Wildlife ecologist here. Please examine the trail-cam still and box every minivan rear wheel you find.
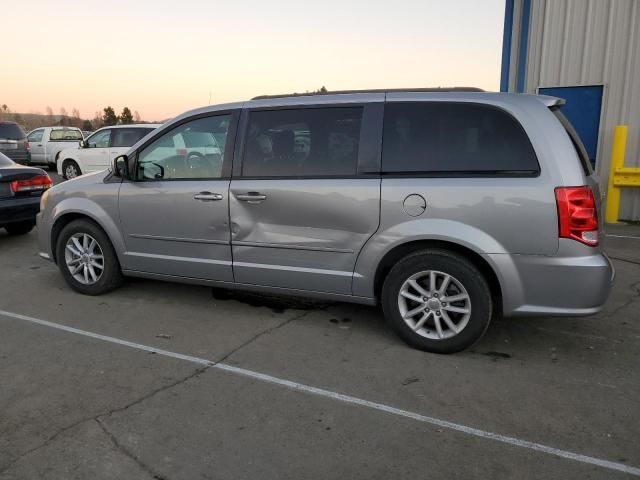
[382,250,492,354]
[56,219,123,295]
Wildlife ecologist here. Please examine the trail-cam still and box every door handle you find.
[194,192,223,201]
[236,192,267,203]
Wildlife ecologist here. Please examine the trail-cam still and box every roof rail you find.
[251,87,485,100]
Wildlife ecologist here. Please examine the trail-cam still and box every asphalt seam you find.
[600,280,640,321]
[0,413,102,475]
[610,256,640,266]
[96,418,168,480]
[213,309,311,364]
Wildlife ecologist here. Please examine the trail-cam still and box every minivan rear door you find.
[229,99,383,294]
[380,95,559,256]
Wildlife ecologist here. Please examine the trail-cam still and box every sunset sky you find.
[1,0,505,121]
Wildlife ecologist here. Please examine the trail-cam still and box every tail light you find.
[10,174,52,193]
[554,186,599,246]
[24,141,30,151]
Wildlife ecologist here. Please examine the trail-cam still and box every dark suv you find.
[0,122,30,164]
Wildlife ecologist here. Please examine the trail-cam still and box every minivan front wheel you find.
[56,219,123,295]
[382,250,492,354]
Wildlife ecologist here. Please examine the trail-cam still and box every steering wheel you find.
[186,151,220,177]
[186,151,206,168]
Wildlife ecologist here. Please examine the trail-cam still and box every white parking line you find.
[1,308,639,477]
[607,234,640,240]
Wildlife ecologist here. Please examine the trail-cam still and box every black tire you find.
[381,249,492,354]
[62,160,81,180]
[55,219,123,295]
[5,221,35,236]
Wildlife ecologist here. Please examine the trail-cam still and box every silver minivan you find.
[36,89,614,353]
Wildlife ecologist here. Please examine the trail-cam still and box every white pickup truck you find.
[27,127,84,168]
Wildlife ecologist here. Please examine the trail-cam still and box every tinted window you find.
[50,129,83,141]
[382,102,539,174]
[111,128,153,148]
[87,129,111,148]
[28,129,44,142]
[0,123,26,140]
[242,107,362,177]
[137,115,230,180]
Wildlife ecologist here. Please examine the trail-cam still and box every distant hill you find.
[1,112,81,131]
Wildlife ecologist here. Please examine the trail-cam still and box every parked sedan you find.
[0,152,52,235]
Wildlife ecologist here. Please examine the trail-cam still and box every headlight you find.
[40,189,50,211]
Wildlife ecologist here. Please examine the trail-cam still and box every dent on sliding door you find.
[230,104,382,294]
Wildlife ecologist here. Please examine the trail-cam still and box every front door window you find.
[87,129,111,148]
[137,115,230,180]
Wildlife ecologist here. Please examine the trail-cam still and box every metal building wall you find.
[509,0,640,220]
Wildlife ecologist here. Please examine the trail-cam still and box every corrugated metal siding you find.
[523,0,640,220]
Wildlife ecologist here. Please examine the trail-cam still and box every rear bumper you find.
[0,196,40,226]
[490,249,615,317]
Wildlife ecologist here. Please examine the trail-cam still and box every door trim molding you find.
[232,240,353,254]
[233,261,359,278]
[129,233,229,245]
[124,251,232,266]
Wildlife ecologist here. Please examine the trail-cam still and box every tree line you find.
[0,104,144,132]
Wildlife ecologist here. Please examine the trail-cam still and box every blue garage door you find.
[539,85,603,167]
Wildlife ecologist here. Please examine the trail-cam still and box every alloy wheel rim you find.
[65,164,78,178]
[397,270,472,340]
[64,233,104,285]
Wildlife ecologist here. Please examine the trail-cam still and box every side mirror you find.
[113,154,129,179]
[79,139,88,148]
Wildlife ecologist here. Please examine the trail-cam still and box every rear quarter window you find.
[382,102,539,175]
[551,108,593,176]
[111,128,154,148]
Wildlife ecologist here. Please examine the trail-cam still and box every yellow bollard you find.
[605,125,628,224]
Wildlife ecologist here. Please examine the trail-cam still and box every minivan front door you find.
[118,112,238,281]
[229,104,382,295]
